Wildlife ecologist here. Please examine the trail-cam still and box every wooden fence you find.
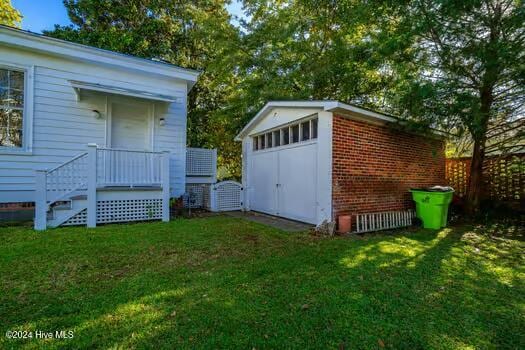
[446,153,525,202]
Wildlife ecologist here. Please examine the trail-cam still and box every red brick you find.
[331,114,445,219]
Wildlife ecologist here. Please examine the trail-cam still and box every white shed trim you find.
[235,100,399,141]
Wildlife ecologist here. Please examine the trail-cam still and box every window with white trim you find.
[252,117,318,152]
[0,67,24,148]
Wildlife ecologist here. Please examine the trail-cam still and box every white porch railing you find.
[96,147,163,186]
[35,144,170,230]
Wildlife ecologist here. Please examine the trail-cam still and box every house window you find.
[291,124,299,143]
[311,118,318,139]
[0,68,24,148]
[273,130,280,147]
[301,121,310,141]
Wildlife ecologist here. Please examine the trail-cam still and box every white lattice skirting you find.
[63,199,163,226]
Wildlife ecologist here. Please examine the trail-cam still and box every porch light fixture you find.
[159,117,166,126]
[91,110,102,119]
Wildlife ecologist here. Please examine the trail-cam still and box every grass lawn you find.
[1,217,524,349]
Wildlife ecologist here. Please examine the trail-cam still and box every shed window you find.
[259,134,265,149]
[301,121,310,141]
[0,68,24,148]
[311,118,318,139]
[253,137,258,151]
[282,127,290,145]
[291,124,299,143]
[266,132,272,148]
[273,130,280,147]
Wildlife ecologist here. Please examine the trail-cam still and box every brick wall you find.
[332,114,445,219]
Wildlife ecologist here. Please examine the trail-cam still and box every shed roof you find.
[235,101,400,140]
[235,100,448,140]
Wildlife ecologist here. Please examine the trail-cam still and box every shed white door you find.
[249,151,278,214]
[249,143,317,224]
[110,100,151,150]
[277,144,317,223]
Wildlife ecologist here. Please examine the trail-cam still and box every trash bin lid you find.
[410,186,454,192]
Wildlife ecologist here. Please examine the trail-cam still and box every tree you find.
[45,0,241,175]
[339,0,525,214]
[0,0,22,27]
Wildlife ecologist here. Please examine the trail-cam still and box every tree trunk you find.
[465,138,485,215]
[465,85,493,215]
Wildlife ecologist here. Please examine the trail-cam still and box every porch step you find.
[47,197,87,226]
[53,203,72,211]
[48,205,87,228]
[70,194,87,200]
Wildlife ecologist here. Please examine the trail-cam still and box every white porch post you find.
[34,170,47,231]
[161,151,170,222]
[87,143,98,228]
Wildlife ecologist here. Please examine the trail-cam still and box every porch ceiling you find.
[69,80,179,103]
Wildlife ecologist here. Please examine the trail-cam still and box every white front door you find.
[249,142,318,224]
[110,99,151,150]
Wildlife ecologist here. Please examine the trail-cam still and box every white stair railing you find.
[34,152,88,230]
[46,153,89,204]
[35,144,171,230]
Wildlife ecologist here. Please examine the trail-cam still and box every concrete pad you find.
[223,211,313,232]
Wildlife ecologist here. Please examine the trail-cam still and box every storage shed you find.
[235,101,446,227]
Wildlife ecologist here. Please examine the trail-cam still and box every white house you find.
[0,25,207,229]
[236,101,446,230]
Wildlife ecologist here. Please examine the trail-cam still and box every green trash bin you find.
[410,188,454,229]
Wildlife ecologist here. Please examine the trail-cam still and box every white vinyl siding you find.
[0,46,188,202]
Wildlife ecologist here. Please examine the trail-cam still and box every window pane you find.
[10,128,23,147]
[0,87,8,106]
[10,71,24,90]
[253,137,258,151]
[0,127,7,146]
[282,127,290,145]
[0,70,7,87]
[0,109,23,147]
[291,124,299,143]
[10,89,23,108]
[266,132,272,148]
[260,135,265,149]
[273,130,280,147]
[311,118,318,139]
[301,121,310,141]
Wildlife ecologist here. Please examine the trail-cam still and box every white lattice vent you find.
[62,209,87,226]
[186,148,216,176]
[354,210,415,233]
[214,181,243,211]
[97,199,162,223]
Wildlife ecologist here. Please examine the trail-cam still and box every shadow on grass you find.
[0,218,523,349]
